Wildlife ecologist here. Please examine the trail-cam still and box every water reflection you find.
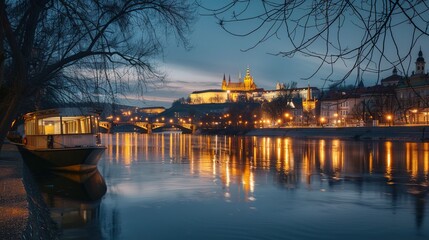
[102,133,429,193]
[99,133,429,239]
[23,167,106,239]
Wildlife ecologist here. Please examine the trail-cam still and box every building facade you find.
[189,90,228,104]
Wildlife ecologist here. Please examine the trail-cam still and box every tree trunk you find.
[0,93,21,151]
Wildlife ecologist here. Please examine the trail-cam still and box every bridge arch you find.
[99,121,196,133]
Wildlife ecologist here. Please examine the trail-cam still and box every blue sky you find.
[119,5,335,108]
[119,1,424,108]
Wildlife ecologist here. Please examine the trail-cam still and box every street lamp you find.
[284,113,291,126]
[320,117,326,127]
[386,114,392,126]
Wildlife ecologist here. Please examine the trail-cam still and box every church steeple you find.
[306,84,312,100]
[393,66,398,75]
[222,73,227,90]
[416,49,425,74]
[303,84,317,112]
[243,66,254,90]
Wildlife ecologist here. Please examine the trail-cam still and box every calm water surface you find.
[27,133,429,239]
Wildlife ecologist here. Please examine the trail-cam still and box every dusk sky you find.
[118,4,339,108]
[119,1,420,108]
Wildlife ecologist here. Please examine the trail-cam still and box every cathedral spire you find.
[222,73,227,90]
[307,84,311,100]
[246,66,250,77]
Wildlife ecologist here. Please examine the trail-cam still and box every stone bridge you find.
[99,121,196,133]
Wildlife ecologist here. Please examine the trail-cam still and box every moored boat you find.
[16,107,106,172]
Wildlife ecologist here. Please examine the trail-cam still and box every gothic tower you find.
[221,74,227,90]
[243,67,253,90]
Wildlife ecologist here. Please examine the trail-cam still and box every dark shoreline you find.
[0,143,28,240]
[200,125,429,142]
[246,125,429,142]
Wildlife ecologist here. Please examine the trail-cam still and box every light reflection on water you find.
[32,133,429,239]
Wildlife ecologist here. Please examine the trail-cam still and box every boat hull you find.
[17,145,106,172]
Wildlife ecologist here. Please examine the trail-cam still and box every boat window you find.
[36,118,62,135]
[25,116,95,135]
[24,119,36,135]
[62,116,93,134]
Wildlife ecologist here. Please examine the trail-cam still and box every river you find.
[25,133,429,239]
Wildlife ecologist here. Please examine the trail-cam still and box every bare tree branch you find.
[201,0,429,84]
[0,0,196,147]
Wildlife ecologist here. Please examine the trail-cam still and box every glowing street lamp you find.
[386,114,392,126]
[320,117,326,127]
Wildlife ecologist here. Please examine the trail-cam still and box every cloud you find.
[160,63,222,91]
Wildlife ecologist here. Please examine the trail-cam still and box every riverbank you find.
[0,143,28,239]
[246,125,429,142]
[0,142,82,239]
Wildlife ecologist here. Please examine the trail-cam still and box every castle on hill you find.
[188,67,319,105]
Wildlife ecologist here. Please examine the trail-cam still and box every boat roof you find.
[24,107,101,120]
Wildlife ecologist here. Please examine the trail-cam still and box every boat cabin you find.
[23,108,102,149]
